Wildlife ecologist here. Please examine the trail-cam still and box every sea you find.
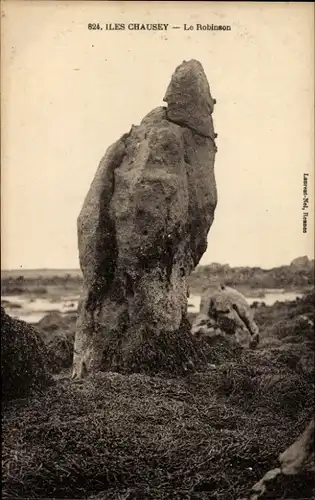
[1,290,304,324]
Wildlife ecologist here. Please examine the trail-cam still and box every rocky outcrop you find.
[192,285,260,348]
[72,59,217,378]
[249,416,315,500]
[189,259,315,295]
[279,416,314,475]
[1,307,52,401]
[290,255,313,270]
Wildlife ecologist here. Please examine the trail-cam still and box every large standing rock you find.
[192,285,260,348]
[1,307,53,401]
[72,60,217,378]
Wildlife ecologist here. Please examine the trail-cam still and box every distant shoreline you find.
[1,257,314,275]
[1,258,314,298]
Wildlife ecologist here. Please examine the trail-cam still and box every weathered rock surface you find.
[1,307,52,401]
[192,285,260,348]
[164,59,216,137]
[249,416,315,500]
[279,416,314,475]
[72,59,217,378]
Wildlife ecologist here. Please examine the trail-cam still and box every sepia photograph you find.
[1,1,314,499]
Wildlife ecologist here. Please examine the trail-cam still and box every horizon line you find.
[1,258,314,274]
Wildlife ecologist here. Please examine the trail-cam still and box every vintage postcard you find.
[1,1,314,500]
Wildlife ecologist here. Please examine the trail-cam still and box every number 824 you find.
[88,23,102,30]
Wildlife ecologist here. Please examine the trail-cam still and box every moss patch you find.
[1,307,53,401]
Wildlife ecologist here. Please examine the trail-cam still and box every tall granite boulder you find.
[72,60,217,378]
[192,285,260,348]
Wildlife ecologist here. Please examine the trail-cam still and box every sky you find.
[1,1,314,270]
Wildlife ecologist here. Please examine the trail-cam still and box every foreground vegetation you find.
[2,292,314,499]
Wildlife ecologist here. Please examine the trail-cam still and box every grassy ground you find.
[2,293,314,499]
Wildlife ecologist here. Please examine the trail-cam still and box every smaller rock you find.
[279,417,315,475]
[192,285,259,348]
[248,417,315,499]
[163,59,216,137]
[36,312,76,373]
[37,311,71,333]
